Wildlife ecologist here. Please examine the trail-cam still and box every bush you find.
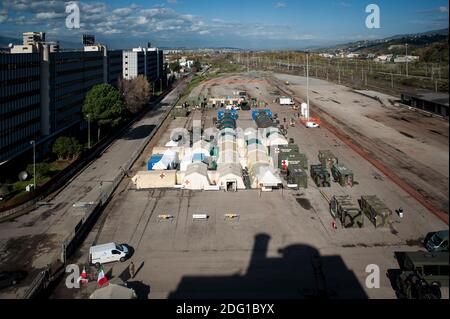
[26,162,50,180]
[53,136,83,160]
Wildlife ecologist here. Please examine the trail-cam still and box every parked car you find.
[0,271,27,290]
[89,242,130,267]
[306,121,320,128]
[425,230,449,252]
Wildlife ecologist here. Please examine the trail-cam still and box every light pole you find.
[405,43,409,79]
[30,140,36,189]
[87,114,91,149]
[306,53,310,121]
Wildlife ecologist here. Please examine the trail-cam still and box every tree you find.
[169,61,182,73]
[118,75,151,114]
[52,136,83,160]
[193,60,202,71]
[27,162,50,180]
[82,84,126,139]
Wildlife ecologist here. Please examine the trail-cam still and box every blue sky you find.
[0,0,448,49]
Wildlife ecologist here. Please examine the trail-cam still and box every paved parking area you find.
[51,72,448,299]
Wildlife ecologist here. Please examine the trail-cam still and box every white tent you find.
[217,163,246,190]
[165,140,180,147]
[89,284,137,299]
[179,154,193,172]
[153,150,179,170]
[247,144,270,168]
[132,170,176,189]
[182,162,210,190]
[192,140,210,157]
[265,129,288,147]
[250,163,282,188]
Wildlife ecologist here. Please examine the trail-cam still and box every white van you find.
[89,242,130,267]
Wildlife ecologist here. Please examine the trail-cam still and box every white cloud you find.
[275,2,286,8]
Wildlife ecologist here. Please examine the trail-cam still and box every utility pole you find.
[405,43,409,79]
[338,59,341,84]
[30,140,36,190]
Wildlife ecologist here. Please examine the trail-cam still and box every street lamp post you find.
[87,114,91,149]
[405,43,409,79]
[30,140,36,190]
[306,53,310,121]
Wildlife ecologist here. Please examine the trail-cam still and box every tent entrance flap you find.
[226,180,237,192]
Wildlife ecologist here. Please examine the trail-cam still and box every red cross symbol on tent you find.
[185,180,190,185]
[159,173,166,179]
[281,160,288,171]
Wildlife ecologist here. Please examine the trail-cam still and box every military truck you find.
[287,165,308,189]
[360,195,392,228]
[330,195,363,228]
[318,150,338,169]
[331,163,354,187]
[310,164,331,187]
[395,251,449,298]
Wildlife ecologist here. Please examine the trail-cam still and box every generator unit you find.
[330,195,364,228]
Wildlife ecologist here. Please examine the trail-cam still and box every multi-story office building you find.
[107,50,123,87]
[123,50,145,80]
[0,53,41,164]
[123,45,164,86]
[1,32,166,165]
[0,32,129,165]
[48,50,104,134]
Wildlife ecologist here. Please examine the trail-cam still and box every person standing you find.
[129,261,135,279]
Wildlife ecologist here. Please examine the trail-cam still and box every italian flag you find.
[97,266,109,286]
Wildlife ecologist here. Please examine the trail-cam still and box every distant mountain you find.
[318,28,449,54]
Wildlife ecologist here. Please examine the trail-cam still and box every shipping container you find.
[360,195,392,228]
[330,195,363,228]
[310,164,331,187]
[287,165,308,189]
[331,163,354,187]
[318,150,338,169]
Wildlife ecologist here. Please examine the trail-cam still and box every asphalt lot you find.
[51,72,448,299]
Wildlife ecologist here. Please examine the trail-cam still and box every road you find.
[0,79,188,298]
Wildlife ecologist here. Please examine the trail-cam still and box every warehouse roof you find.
[402,90,449,108]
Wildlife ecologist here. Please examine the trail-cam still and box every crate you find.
[360,195,392,228]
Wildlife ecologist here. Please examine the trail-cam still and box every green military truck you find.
[287,165,308,189]
[360,195,392,228]
[310,164,331,187]
[395,251,449,299]
[331,163,354,187]
[318,150,338,169]
[330,195,364,228]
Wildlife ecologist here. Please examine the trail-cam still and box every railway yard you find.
[45,71,448,299]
